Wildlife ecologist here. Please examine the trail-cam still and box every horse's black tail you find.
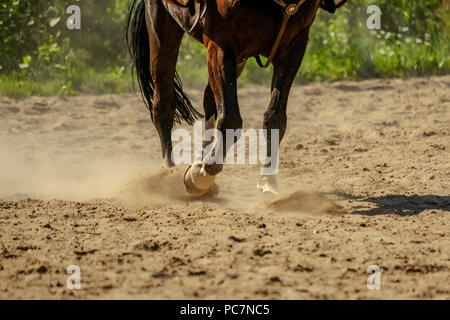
[125,0,202,125]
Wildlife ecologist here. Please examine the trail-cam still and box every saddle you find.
[165,0,347,12]
[163,0,347,67]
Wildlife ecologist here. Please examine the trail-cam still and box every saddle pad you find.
[161,0,207,34]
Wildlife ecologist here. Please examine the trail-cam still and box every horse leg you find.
[257,39,309,194]
[204,43,243,175]
[202,84,217,140]
[202,60,246,137]
[184,43,243,195]
[146,1,184,168]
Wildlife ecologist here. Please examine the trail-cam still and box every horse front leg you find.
[184,41,242,195]
[257,37,309,194]
[202,60,246,138]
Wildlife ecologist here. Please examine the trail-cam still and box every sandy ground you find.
[0,76,449,299]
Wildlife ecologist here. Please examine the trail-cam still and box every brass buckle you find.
[286,4,299,16]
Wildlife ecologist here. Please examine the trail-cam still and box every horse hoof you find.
[257,175,279,195]
[184,163,215,196]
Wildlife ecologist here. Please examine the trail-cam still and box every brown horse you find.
[126,0,347,195]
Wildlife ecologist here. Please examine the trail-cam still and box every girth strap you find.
[256,0,308,68]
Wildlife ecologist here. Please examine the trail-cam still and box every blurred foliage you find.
[0,0,449,97]
[299,0,450,81]
[0,0,130,96]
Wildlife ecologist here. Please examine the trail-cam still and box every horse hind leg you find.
[146,1,186,168]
